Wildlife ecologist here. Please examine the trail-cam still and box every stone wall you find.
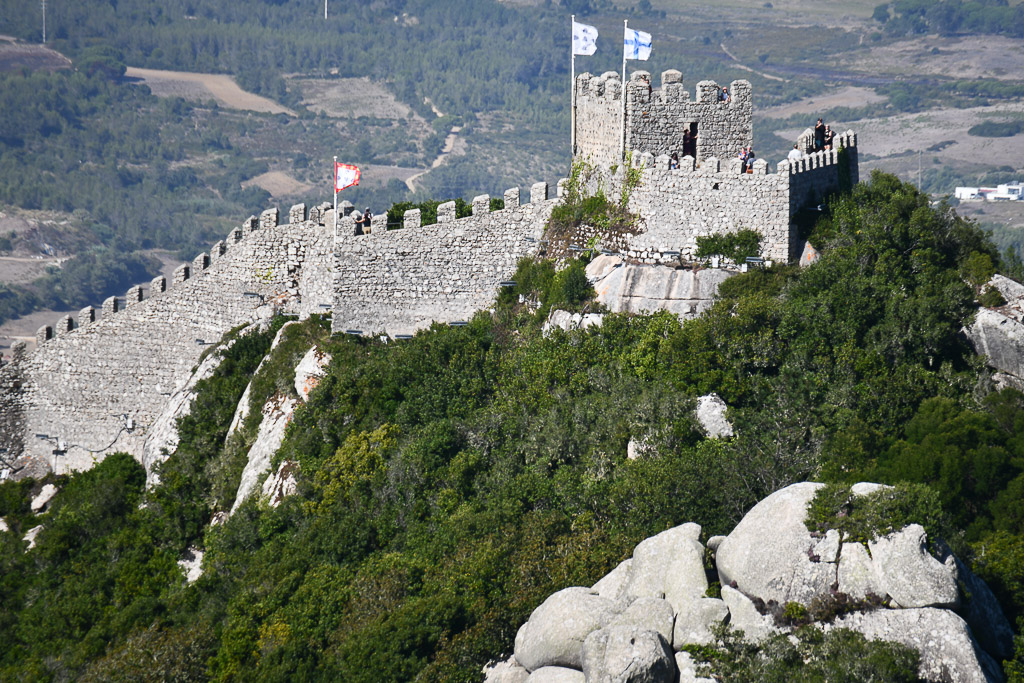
[575,131,859,264]
[0,206,332,474]
[574,69,753,168]
[332,183,559,335]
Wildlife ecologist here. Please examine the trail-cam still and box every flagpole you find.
[571,14,576,158]
[621,19,628,162]
[333,155,338,239]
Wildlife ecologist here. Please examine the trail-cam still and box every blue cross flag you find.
[624,27,652,61]
[572,21,598,56]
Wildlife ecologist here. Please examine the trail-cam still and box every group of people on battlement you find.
[813,117,837,152]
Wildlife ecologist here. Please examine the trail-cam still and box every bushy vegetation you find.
[4,173,1024,679]
[694,229,763,264]
[968,121,1024,138]
[875,0,1024,38]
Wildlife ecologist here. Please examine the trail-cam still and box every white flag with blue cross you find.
[624,27,652,60]
[572,21,598,56]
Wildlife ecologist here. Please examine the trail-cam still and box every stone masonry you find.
[0,206,333,474]
[332,183,557,335]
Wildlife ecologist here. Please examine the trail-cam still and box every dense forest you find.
[875,0,1024,38]
[3,172,1024,680]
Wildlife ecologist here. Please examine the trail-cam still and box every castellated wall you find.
[332,183,558,335]
[0,205,333,475]
[574,70,752,169]
[580,131,860,264]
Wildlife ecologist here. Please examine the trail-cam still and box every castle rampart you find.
[331,181,561,335]
[0,205,333,475]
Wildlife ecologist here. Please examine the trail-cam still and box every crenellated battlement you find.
[29,203,311,349]
[574,67,753,168]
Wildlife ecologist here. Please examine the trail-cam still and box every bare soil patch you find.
[0,37,71,73]
[0,257,56,286]
[758,86,887,119]
[124,67,296,115]
[833,35,1024,81]
[292,77,422,121]
[242,171,316,199]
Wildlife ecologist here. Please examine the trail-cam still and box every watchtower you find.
[573,69,753,168]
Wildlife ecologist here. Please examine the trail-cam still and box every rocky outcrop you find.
[229,395,296,515]
[587,256,733,318]
[293,346,331,401]
[260,460,299,508]
[965,274,1024,388]
[514,588,619,671]
[694,394,733,438]
[716,482,831,605]
[30,483,58,513]
[178,547,204,584]
[581,625,675,683]
[543,310,604,336]
[23,524,43,550]
[503,481,1011,683]
[0,517,7,533]
[831,608,1003,683]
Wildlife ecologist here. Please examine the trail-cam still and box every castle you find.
[0,68,858,477]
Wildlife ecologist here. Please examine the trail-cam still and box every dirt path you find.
[124,67,296,115]
[405,98,462,193]
[719,43,787,83]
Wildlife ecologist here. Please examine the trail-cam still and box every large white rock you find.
[23,524,43,550]
[526,667,585,683]
[225,320,301,439]
[624,523,707,616]
[590,262,733,318]
[230,395,297,515]
[674,652,713,683]
[716,482,833,605]
[260,460,299,508]
[178,546,204,584]
[514,587,619,672]
[965,307,1024,382]
[833,608,1004,683]
[608,597,675,645]
[868,524,958,609]
[0,517,7,533]
[592,559,632,601]
[673,597,728,647]
[294,346,331,402]
[837,541,885,599]
[721,586,779,644]
[543,310,605,336]
[483,655,529,683]
[581,625,676,683]
[694,394,733,438]
[988,274,1024,314]
[30,483,58,513]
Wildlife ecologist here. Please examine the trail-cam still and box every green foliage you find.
[546,157,637,249]
[692,624,922,682]
[694,229,763,264]
[980,285,1007,308]
[968,121,1024,138]
[805,482,954,547]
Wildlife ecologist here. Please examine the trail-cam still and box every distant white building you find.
[955,182,1022,201]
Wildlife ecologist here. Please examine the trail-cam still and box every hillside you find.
[3,172,1024,680]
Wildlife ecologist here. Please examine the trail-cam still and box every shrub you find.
[694,229,762,263]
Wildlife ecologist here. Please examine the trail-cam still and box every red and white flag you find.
[335,163,360,192]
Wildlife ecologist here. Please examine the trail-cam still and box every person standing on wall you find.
[814,118,825,152]
[363,208,373,233]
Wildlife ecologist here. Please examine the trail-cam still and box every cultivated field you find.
[830,35,1024,81]
[291,77,421,121]
[124,67,296,115]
